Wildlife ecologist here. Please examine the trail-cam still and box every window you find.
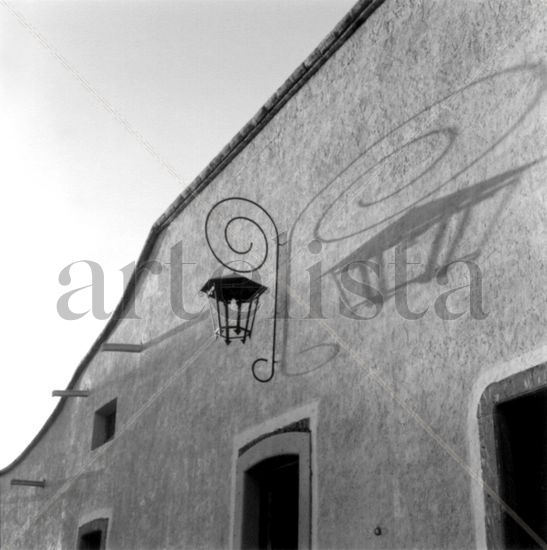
[478,363,547,549]
[77,518,108,550]
[234,430,311,550]
[91,399,117,450]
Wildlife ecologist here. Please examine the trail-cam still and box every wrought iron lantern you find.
[202,197,281,382]
[200,275,267,345]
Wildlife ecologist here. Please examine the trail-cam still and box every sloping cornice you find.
[0,0,385,474]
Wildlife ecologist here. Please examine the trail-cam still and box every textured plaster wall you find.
[1,0,546,549]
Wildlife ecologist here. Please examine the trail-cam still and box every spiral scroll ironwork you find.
[204,197,280,383]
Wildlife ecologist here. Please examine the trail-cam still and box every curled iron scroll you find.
[205,198,270,274]
[204,197,280,382]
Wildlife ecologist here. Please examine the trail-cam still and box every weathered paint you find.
[1,0,546,548]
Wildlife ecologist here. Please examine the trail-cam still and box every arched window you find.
[234,431,311,550]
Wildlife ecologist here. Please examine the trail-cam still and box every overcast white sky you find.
[0,0,356,468]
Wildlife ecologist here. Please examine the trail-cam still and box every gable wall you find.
[1,0,546,548]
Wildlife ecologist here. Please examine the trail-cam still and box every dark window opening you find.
[496,388,547,548]
[91,399,117,450]
[242,454,299,550]
[77,518,108,550]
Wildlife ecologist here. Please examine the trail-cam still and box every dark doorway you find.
[242,454,299,550]
[496,388,547,548]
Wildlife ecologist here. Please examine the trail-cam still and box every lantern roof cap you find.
[200,275,267,303]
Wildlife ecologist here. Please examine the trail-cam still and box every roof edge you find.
[0,0,385,475]
[153,0,385,232]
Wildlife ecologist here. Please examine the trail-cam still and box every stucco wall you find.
[1,0,546,548]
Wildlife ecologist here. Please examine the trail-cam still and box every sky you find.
[0,0,357,468]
